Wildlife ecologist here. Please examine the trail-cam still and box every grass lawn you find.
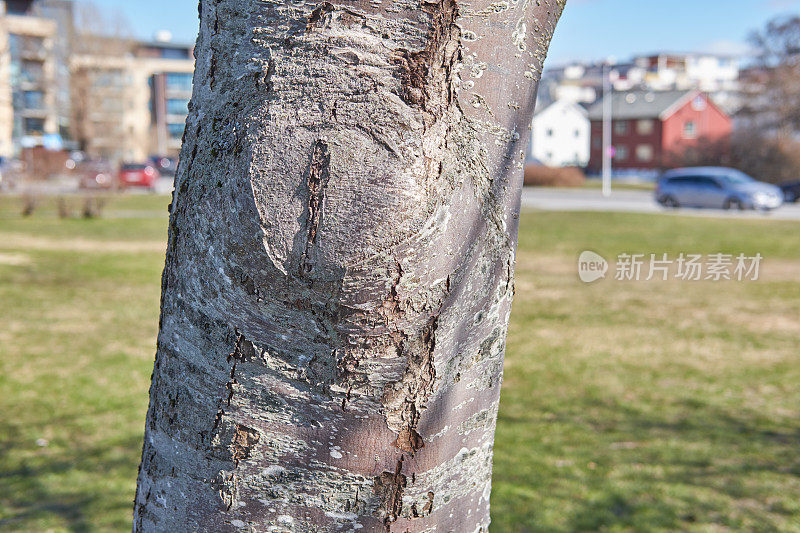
[1,195,798,531]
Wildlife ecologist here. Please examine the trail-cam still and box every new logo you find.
[578,251,608,283]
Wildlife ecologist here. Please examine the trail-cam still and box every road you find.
[521,187,800,221]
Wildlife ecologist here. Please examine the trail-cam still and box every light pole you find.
[601,61,613,198]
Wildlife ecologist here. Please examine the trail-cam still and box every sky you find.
[102,0,800,65]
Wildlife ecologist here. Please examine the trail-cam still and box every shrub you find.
[523,165,586,187]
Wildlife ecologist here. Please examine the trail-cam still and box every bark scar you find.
[306,2,334,31]
[374,458,407,527]
[231,423,260,467]
[300,140,331,276]
[393,0,460,112]
[383,316,439,454]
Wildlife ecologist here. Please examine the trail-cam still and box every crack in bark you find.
[374,458,407,527]
[205,331,261,445]
[384,316,439,454]
[306,2,334,31]
[300,140,331,276]
[422,491,435,516]
[393,0,460,113]
[204,334,263,510]
[377,261,450,454]
[410,490,434,519]
[230,423,260,467]
[207,1,220,89]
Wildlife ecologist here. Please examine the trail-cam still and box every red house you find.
[587,89,732,172]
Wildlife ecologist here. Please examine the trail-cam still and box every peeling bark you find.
[134,1,565,531]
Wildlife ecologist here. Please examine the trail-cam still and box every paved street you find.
[521,187,800,220]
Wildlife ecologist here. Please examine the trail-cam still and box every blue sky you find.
[104,0,800,64]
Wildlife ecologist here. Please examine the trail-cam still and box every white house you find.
[529,99,590,167]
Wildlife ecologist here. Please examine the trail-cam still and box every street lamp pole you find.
[602,61,612,198]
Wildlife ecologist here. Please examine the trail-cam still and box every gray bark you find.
[134,1,564,531]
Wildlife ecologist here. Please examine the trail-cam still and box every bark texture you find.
[134,1,564,531]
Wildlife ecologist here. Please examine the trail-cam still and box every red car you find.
[119,163,159,190]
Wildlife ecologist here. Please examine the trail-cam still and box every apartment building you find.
[71,38,194,162]
[0,0,194,162]
[142,41,194,159]
[0,0,59,157]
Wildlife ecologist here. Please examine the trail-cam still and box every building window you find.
[9,34,45,60]
[167,123,185,140]
[20,60,43,84]
[637,119,654,135]
[593,138,601,149]
[165,73,193,93]
[614,121,628,135]
[636,144,654,161]
[161,48,191,60]
[23,91,44,110]
[95,70,124,87]
[691,96,707,111]
[615,144,628,160]
[683,121,697,139]
[166,98,189,115]
[7,34,20,57]
[23,117,45,135]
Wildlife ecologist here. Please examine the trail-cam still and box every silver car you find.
[656,167,784,211]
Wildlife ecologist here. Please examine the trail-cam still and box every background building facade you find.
[587,90,732,172]
[0,0,194,162]
[0,0,59,156]
[71,39,194,162]
[529,99,590,167]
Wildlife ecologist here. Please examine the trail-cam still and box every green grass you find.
[1,196,799,531]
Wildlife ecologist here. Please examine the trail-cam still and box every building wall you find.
[530,100,590,167]
[661,93,732,161]
[587,93,732,172]
[0,10,58,157]
[32,0,74,138]
[588,118,664,172]
[71,47,194,162]
[149,67,193,157]
[0,5,12,157]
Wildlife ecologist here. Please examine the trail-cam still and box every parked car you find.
[79,162,115,190]
[148,156,177,177]
[779,181,800,203]
[656,167,783,211]
[119,163,159,190]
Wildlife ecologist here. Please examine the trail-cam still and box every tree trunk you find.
[134,1,564,531]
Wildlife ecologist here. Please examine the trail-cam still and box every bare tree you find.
[69,1,134,156]
[134,1,565,531]
[740,15,800,136]
[668,129,800,184]
[680,15,800,183]
[73,1,134,45]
